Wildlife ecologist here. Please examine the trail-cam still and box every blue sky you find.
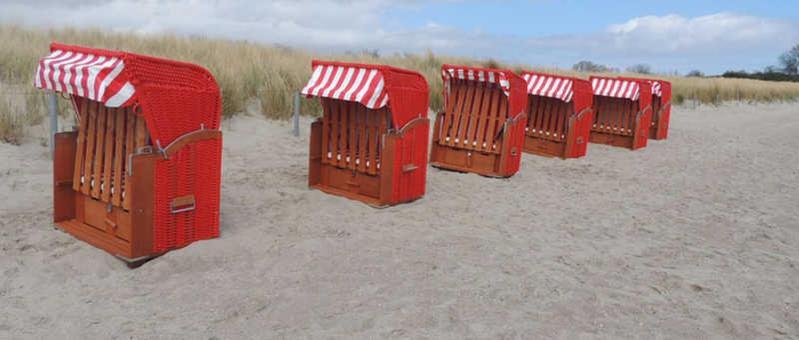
[2,0,798,74]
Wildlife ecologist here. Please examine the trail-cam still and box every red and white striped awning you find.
[651,81,663,97]
[441,67,511,97]
[34,49,135,107]
[301,63,388,109]
[591,78,640,101]
[522,73,574,102]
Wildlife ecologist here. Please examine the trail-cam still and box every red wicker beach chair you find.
[617,77,672,140]
[35,43,222,263]
[430,65,527,177]
[589,76,652,150]
[302,60,429,207]
[520,71,593,159]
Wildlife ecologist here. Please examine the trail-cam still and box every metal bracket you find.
[127,146,154,177]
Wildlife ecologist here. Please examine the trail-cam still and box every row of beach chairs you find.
[33,43,670,264]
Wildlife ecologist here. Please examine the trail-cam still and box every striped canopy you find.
[591,77,641,101]
[651,81,663,97]
[34,49,135,107]
[441,66,511,97]
[521,72,574,102]
[301,62,388,109]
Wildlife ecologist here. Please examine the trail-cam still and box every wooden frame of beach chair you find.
[36,43,222,264]
[303,60,429,207]
[521,71,593,159]
[589,76,653,150]
[617,77,672,140]
[649,80,671,140]
[430,65,527,177]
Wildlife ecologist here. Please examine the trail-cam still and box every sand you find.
[1,102,798,339]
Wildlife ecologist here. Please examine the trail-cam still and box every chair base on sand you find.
[54,131,160,261]
[523,135,573,158]
[589,131,638,150]
[430,146,517,178]
[308,114,429,208]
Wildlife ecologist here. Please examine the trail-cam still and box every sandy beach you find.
[1,102,797,339]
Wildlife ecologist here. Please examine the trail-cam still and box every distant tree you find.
[572,60,611,73]
[625,64,652,74]
[686,70,704,77]
[779,44,799,75]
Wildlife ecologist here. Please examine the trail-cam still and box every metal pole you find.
[48,92,58,157]
[293,91,300,137]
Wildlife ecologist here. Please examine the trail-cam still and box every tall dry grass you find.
[1,24,799,143]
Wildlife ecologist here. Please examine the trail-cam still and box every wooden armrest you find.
[162,129,222,158]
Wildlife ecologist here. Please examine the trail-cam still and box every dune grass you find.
[1,24,799,143]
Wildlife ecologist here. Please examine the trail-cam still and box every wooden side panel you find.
[129,154,157,258]
[54,132,77,222]
[112,107,126,206]
[122,110,137,211]
[101,106,115,202]
[320,99,331,166]
[309,120,322,187]
[82,101,98,196]
[473,82,492,151]
[357,104,368,173]
[90,106,107,199]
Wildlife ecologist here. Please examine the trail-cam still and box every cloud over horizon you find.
[2,0,797,74]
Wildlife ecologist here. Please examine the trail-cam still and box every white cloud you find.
[1,1,797,73]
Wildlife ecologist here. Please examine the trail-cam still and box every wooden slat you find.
[90,104,107,199]
[357,104,368,173]
[73,98,88,192]
[101,106,116,202]
[82,101,97,196]
[592,96,601,128]
[496,90,507,132]
[134,114,147,149]
[367,109,379,175]
[560,101,570,139]
[484,87,500,151]
[441,81,459,143]
[463,83,483,149]
[320,99,331,165]
[443,80,461,143]
[338,101,349,168]
[376,108,387,172]
[628,100,637,135]
[454,83,475,147]
[112,107,126,206]
[348,103,358,171]
[122,107,136,211]
[474,82,492,151]
[541,98,553,139]
[328,99,339,166]
[614,97,623,133]
[525,96,535,133]
[446,80,466,146]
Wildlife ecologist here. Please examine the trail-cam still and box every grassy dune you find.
[2,24,799,143]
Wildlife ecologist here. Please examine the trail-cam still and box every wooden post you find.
[48,92,59,158]
[293,92,301,137]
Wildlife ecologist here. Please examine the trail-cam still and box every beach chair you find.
[36,43,222,263]
[302,61,429,207]
[520,71,593,159]
[649,80,672,140]
[430,65,527,177]
[589,76,652,150]
[617,77,672,140]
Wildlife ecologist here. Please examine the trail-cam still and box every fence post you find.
[293,91,301,137]
[48,92,58,157]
